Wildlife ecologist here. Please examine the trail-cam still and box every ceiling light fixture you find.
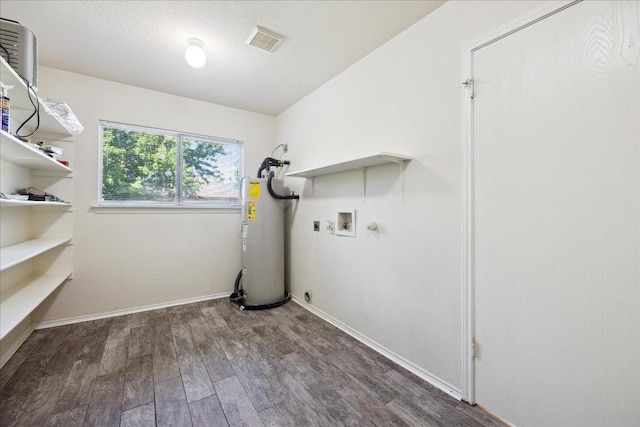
[185,38,206,68]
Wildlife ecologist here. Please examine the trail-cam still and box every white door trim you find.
[460,0,582,405]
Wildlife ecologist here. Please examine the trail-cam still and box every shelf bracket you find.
[362,167,367,203]
[400,160,407,202]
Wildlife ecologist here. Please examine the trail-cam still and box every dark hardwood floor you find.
[0,298,505,426]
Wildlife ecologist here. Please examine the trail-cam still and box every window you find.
[99,121,242,207]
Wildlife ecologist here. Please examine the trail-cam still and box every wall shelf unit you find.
[0,272,72,339]
[0,199,71,208]
[285,152,412,201]
[285,152,412,178]
[1,131,73,174]
[0,56,81,348]
[0,238,72,272]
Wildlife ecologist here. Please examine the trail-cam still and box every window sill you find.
[91,204,241,214]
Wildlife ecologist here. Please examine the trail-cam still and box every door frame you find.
[460,0,582,405]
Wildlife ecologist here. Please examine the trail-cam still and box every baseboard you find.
[476,404,516,427]
[291,294,463,401]
[0,325,35,369]
[35,292,230,330]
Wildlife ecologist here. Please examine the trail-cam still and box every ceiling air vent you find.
[246,26,283,53]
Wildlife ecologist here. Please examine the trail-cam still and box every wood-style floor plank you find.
[48,404,88,427]
[200,305,229,329]
[0,330,47,390]
[188,316,235,382]
[0,299,506,427]
[10,373,66,426]
[151,316,180,384]
[128,324,153,359]
[130,310,153,329]
[236,373,277,412]
[76,322,113,364]
[154,376,192,427]
[97,316,131,377]
[346,394,410,426]
[324,397,366,427]
[213,326,248,361]
[122,355,154,411]
[387,395,443,426]
[0,398,23,427]
[189,395,229,427]
[258,400,310,427]
[53,359,98,413]
[171,322,215,403]
[214,376,264,427]
[252,324,297,356]
[120,402,156,427]
[243,334,288,377]
[84,370,124,427]
[2,344,56,400]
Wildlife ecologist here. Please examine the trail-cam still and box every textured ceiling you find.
[1,1,445,115]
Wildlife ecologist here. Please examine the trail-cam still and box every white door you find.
[472,1,639,426]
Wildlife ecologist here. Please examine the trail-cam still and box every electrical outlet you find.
[313,221,320,231]
[283,144,288,153]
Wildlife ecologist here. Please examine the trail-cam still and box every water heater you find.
[231,157,298,310]
[242,178,286,305]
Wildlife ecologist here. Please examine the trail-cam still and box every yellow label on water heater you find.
[247,201,257,220]
[249,182,261,199]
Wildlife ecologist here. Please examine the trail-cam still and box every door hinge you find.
[471,337,476,359]
[462,78,474,99]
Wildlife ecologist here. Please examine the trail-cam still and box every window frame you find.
[98,120,243,209]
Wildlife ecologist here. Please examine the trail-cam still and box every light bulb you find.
[185,38,206,68]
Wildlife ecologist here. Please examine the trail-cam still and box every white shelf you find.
[0,271,71,339]
[0,56,80,344]
[285,152,412,178]
[0,57,72,137]
[0,199,72,208]
[0,237,71,272]
[0,131,73,174]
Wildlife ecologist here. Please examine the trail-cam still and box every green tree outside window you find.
[100,122,241,205]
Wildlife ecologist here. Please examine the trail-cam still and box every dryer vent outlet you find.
[304,291,312,303]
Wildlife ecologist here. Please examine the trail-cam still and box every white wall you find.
[33,67,276,322]
[278,0,546,395]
